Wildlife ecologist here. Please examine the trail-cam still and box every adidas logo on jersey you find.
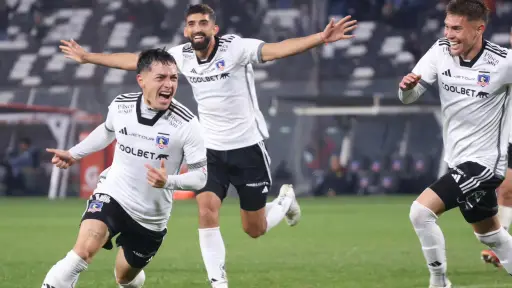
[190,68,198,74]
[119,127,128,135]
[451,173,461,183]
[442,69,452,77]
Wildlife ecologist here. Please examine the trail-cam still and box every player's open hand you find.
[145,160,168,188]
[320,16,357,43]
[59,39,88,64]
[399,73,422,91]
[46,148,76,169]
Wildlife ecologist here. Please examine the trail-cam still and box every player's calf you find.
[409,198,449,287]
[115,269,146,288]
[474,217,512,274]
[41,219,108,288]
[241,209,267,238]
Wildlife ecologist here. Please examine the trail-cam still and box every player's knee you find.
[116,270,145,287]
[243,224,266,238]
[198,201,220,227]
[409,201,438,228]
[500,182,512,200]
[242,217,266,238]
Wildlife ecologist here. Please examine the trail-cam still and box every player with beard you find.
[59,4,357,287]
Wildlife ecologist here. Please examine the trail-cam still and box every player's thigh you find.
[196,148,230,202]
[418,171,463,216]
[229,142,272,212]
[115,220,167,270]
[447,162,503,224]
[76,194,122,261]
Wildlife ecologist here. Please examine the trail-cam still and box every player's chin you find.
[449,45,463,56]
[155,96,172,110]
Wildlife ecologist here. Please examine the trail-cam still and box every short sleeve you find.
[411,40,440,88]
[231,36,265,66]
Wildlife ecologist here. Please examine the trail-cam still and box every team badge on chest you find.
[477,71,490,87]
[215,59,225,71]
[156,133,169,149]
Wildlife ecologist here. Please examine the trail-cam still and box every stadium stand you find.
[0,0,511,197]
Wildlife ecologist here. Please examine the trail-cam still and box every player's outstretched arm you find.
[46,148,76,169]
[67,122,116,160]
[260,16,357,62]
[60,39,138,71]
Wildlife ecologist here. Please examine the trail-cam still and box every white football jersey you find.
[95,93,206,231]
[412,38,512,176]
[168,34,269,151]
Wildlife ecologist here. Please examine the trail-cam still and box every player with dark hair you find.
[41,48,207,288]
[399,1,512,287]
[59,4,357,287]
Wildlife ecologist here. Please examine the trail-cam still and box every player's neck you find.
[142,95,162,112]
[195,37,217,60]
[461,37,483,61]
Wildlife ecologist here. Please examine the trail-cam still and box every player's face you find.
[137,62,178,110]
[444,14,484,57]
[184,13,219,51]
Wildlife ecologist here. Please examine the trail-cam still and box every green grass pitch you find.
[0,196,510,287]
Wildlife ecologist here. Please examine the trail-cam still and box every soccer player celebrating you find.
[41,48,207,288]
[399,0,512,287]
[59,4,357,287]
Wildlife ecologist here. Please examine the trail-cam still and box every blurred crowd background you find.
[0,0,511,199]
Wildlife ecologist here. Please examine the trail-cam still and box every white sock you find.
[265,196,293,232]
[409,201,448,287]
[476,228,512,274]
[265,202,274,217]
[117,270,145,287]
[199,227,227,286]
[42,250,88,287]
[498,205,512,231]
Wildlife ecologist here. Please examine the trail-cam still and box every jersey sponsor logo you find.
[118,143,157,159]
[118,127,155,141]
[87,200,103,213]
[156,154,169,160]
[215,59,225,71]
[187,73,230,83]
[477,71,490,87]
[156,133,170,149]
[117,103,134,114]
[454,75,476,81]
[441,82,479,98]
[246,181,270,187]
[476,92,489,99]
[484,52,499,66]
[442,69,451,77]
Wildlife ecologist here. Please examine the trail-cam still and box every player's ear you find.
[213,25,219,35]
[136,74,144,89]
